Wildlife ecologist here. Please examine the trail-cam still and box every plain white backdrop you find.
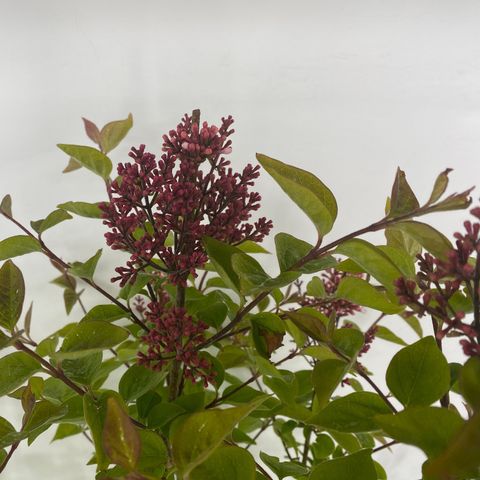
[1,1,480,478]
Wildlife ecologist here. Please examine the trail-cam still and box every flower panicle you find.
[394,206,480,357]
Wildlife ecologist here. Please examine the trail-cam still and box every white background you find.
[1,1,480,478]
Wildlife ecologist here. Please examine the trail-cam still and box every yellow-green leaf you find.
[427,169,452,205]
[335,239,403,293]
[57,144,112,180]
[99,113,133,153]
[57,201,103,219]
[336,277,403,314]
[190,446,256,480]
[257,154,337,236]
[0,235,42,260]
[171,397,266,476]
[31,209,72,234]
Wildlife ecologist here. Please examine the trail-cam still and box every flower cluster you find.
[101,112,272,287]
[395,207,480,356]
[299,268,363,319]
[137,299,214,385]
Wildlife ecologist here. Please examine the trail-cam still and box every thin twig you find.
[207,349,299,408]
[372,440,397,453]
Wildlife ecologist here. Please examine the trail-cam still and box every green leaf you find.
[310,449,377,480]
[193,300,228,330]
[427,187,474,214]
[0,260,25,331]
[147,402,186,429]
[0,352,41,397]
[99,113,133,153]
[259,452,309,479]
[427,169,452,205]
[459,356,480,411]
[102,396,140,471]
[63,288,79,315]
[231,252,300,295]
[332,328,365,358]
[30,209,72,234]
[0,417,16,438]
[119,365,165,403]
[401,313,423,338]
[422,411,480,480]
[285,309,329,342]
[257,153,337,236]
[136,429,168,477]
[385,227,422,257]
[118,272,151,300]
[376,406,464,458]
[386,336,450,406]
[237,240,270,254]
[307,276,326,298]
[329,431,362,453]
[81,304,127,323]
[312,358,349,409]
[388,168,420,217]
[336,277,403,314]
[62,157,82,173]
[275,232,312,271]
[387,221,453,260]
[275,232,337,273]
[0,194,12,216]
[375,326,407,346]
[0,235,42,260]
[56,321,129,360]
[191,446,256,480]
[69,249,102,281]
[203,237,242,293]
[52,423,83,441]
[61,352,103,385]
[83,391,120,470]
[377,245,416,279]
[335,239,403,293]
[231,252,269,294]
[309,392,392,433]
[57,144,112,179]
[24,400,67,432]
[171,397,266,476]
[57,201,103,219]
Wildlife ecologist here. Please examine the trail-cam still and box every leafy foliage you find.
[0,110,478,480]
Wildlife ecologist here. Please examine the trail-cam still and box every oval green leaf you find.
[119,365,166,403]
[99,113,133,154]
[386,336,450,407]
[257,154,337,236]
[0,236,42,261]
[375,406,464,458]
[310,449,377,480]
[171,397,266,476]
[336,277,403,314]
[57,144,112,180]
[57,201,104,219]
[190,446,256,480]
[56,321,129,360]
[335,238,403,293]
[0,260,25,331]
[309,392,392,433]
[0,352,41,397]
